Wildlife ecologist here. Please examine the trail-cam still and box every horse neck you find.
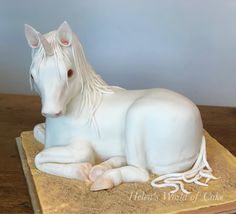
[65,67,108,121]
[65,37,112,119]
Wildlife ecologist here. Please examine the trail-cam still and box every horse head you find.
[25,22,82,118]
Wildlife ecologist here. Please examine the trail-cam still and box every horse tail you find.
[150,136,217,194]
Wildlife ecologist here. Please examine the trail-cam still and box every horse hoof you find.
[89,165,108,182]
[77,162,92,181]
[90,176,114,191]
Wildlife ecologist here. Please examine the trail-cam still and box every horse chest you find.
[45,117,97,147]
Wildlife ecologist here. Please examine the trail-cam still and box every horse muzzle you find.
[41,110,62,118]
[41,102,63,118]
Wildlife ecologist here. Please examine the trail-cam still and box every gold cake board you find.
[16,131,236,214]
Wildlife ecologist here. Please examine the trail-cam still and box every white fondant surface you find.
[45,87,202,175]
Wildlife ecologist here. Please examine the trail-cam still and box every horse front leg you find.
[35,142,95,182]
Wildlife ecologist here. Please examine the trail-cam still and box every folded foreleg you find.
[35,143,94,181]
[33,123,45,144]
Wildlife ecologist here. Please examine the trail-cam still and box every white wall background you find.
[0,0,235,106]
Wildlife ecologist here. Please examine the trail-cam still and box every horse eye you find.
[67,69,73,78]
[31,74,34,80]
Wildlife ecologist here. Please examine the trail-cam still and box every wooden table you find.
[0,93,235,213]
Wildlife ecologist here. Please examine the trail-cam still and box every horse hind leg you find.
[89,156,127,182]
[90,166,149,191]
[33,123,45,144]
[89,137,150,190]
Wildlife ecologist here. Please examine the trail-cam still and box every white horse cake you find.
[24,21,216,194]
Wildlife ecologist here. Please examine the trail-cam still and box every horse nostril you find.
[41,111,62,117]
[55,111,62,116]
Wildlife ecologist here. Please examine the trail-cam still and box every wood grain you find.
[199,105,236,156]
[0,93,235,213]
[0,94,43,213]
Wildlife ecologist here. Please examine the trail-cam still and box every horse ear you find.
[24,24,40,48]
[57,21,72,47]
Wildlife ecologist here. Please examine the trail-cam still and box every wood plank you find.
[16,137,41,213]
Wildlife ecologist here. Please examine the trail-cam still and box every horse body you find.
[45,86,202,175]
[25,22,216,193]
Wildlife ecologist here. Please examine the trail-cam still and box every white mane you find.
[30,31,113,125]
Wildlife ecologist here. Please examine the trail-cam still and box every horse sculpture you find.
[24,21,216,194]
